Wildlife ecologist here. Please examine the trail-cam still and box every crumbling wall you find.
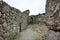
[36,13,46,23]
[45,0,60,40]
[0,1,22,40]
[28,13,45,24]
[1,0,60,40]
[45,0,60,31]
[0,1,29,40]
[21,10,29,30]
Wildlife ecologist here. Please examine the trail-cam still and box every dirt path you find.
[15,23,48,40]
[20,28,37,40]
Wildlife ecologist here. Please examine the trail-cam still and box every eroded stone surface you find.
[0,1,29,40]
[45,0,60,31]
[0,0,60,40]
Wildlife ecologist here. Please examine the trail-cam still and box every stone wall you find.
[45,0,60,31]
[21,10,29,30]
[0,1,22,40]
[28,13,45,24]
[0,1,29,40]
[45,0,60,40]
[36,13,46,23]
[1,0,60,40]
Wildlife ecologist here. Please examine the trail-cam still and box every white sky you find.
[3,0,46,15]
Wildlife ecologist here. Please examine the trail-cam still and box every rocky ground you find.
[15,23,48,40]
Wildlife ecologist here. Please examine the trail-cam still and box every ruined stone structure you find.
[45,0,60,40]
[0,1,29,40]
[21,10,29,30]
[45,0,60,31]
[28,13,45,24]
[0,0,60,40]
[36,13,46,23]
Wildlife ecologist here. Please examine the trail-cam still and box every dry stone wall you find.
[0,1,29,40]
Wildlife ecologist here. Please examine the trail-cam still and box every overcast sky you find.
[3,0,46,15]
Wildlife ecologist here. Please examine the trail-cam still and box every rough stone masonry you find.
[0,0,60,40]
[45,0,60,40]
[0,1,29,40]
